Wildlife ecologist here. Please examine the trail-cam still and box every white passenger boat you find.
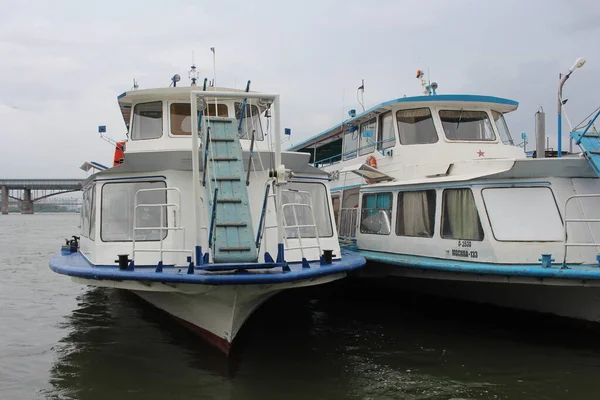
[288,70,600,323]
[49,73,365,354]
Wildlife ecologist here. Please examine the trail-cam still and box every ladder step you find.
[211,138,234,142]
[584,133,600,138]
[219,247,251,252]
[589,150,600,155]
[216,222,247,227]
[217,198,242,203]
[211,157,238,162]
[213,177,241,181]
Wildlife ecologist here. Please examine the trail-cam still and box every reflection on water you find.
[4,214,600,399]
[45,282,600,400]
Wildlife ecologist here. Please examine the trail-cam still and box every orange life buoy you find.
[366,155,377,169]
[365,155,378,184]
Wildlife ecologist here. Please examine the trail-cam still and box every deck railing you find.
[563,193,600,265]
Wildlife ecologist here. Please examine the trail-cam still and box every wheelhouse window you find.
[359,118,377,156]
[396,190,436,237]
[492,111,513,145]
[378,111,396,150]
[170,103,229,135]
[442,188,483,241]
[360,193,392,235]
[132,101,163,140]
[343,129,359,160]
[396,108,438,145]
[439,110,495,141]
[101,181,167,242]
[281,182,333,238]
[482,187,563,241]
[235,102,264,140]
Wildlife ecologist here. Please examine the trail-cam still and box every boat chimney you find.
[535,108,546,158]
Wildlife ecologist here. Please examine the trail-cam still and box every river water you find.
[2,214,600,399]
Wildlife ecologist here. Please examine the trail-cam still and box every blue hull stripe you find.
[49,250,365,286]
[358,250,600,280]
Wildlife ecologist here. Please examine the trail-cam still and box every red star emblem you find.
[477,150,485,157]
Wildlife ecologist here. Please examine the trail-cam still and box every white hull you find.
[363,270,600,323]
[72,273,344,354]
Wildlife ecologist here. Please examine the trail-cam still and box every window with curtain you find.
[378,111,395,150]
[442,188,483,240]
[281,182,333,238]
[359,118,377,156]
[396,190,436,237]
[234,102,264,140]
[132,101,163,140]
[396,108,438,145]
[440,110,496,141]
[360,193,392,235]
[170,103,230,135]
[492,111,513,145]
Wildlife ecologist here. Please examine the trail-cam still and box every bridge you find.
[1,179,83,214]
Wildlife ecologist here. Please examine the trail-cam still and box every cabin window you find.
[396,190,436,237]
[332,195,340,228]
[170,103,229,135]
[101,181,167,242]
[235,103,264,140]
[492,111,513,145]
[339,188,360,237]
[89,185,96,241]
[396,108,438,145]
[282,182,333,238]
[482,187,563,241]
[439,110,496,141]
[378,111,395,150]
[360,193,392,235]
[343,130,359,160]
[441,188,483,241]
[359,118,377,156]
[132,101,163,140]
[81,186,91,239]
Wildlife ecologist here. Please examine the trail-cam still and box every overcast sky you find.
[1,0,599,178]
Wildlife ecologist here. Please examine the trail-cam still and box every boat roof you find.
[287,94,519,151]
[117,86,252,128]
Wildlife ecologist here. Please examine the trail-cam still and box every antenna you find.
[210,47,216,87]
[132,79,139,90]
[357,79,365,112]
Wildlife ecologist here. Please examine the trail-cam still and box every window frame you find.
[481,186,563,242]
[437,108,497,142]
[359,118,377,156]
[281,181,334,238]
[491,110,514,145]
[343,129,359,160]
[131,101,164,141]
[395,190,436,238]
[440,188,484,241]
[360,192,393,235]
[100,180,168,243]
[234,102,264,141]
[396,107,439,145]
[378,111,396,150]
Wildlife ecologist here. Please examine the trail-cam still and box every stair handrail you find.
[208,187,218,247]
[246,129,256,186]
[255,181,273,251]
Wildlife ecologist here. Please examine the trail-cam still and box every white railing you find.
[263,188,323,261]
[132,187,193,265]
[338,208,358,238]
[563,193,600,264]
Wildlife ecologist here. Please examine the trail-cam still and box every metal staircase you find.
[203,116,258,263]
[571,108,600,178]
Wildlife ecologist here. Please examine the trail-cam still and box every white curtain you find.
[445,189,481,240]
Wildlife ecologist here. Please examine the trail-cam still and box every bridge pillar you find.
[1,186,7,215]
[21,189,34,214]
